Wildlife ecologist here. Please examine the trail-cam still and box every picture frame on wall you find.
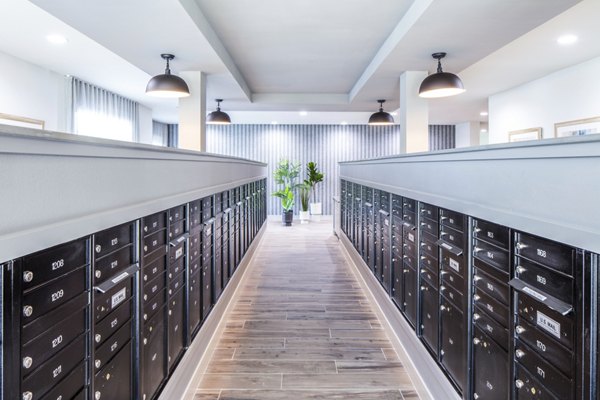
[554,116,600,137]
[0,112,45,130]
[508,127,542,142]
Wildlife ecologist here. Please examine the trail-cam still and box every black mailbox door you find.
[472,327,508,400]
[440,300,465,393]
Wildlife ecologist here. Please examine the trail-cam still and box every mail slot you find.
[94,222,133,258]
[95,277,132,322]
[474,288,508,327]
[169,205,185,223]
[95,299,131,347]
[143,211,167,236]
[473,305,509,350]
[21,334,85,400]
[472,326,508,400]
[515,232,574,276]
[39,364,85,400]
[94,342,131,400]
[515,317,572,377]
[473,219,509,249]
[440,225,464,249]
[142,229,167,257]
[168,270,185,296]
[94,244,133,284]
[474,263,509,306]
[143,254,166,284]
[515,256,573,305]
[440,208,464,232]
[419,202,438,222]
[21,238,87,292]
[141,318,166,400]
[514,363,558,400]
[516,292,574,349]
[21,305,86,375]
[94,320,131,371]
[473,238,509,273]
[22,266,86,322]
[515,340,571,399]
[169,219,186,239]
[143,273,165,303]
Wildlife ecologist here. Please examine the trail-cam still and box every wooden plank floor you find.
[195,219,420,400]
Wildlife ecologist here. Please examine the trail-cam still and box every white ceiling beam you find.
[178,0,252,101]
[349,0,434,102]
[252,93,350,105]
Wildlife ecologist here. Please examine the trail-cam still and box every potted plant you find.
[272,159,301,226]
[306,161,324,215]
[298,182,311,223]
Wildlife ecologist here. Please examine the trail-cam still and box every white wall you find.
[455,121,480,148]
[489,56,600,143]
[138,104,153,144]
[0,51,65,131]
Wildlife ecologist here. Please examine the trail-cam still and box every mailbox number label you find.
[537,311,561,339]
[449,258,460,272]
[111,288,127,309]
[52,334,63,348]
[51,259,65,271]
[51,289,64,302]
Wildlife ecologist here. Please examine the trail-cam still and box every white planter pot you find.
[309,202,322,215]
[299,210,310,223]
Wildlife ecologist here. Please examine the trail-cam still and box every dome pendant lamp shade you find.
[419,52,465,98]
[146,54,190,98]
[368,99,394,125]
[207,99,231,125]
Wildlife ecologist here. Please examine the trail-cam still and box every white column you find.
[455,121,481,148]
[400,71,429,153]
[178,71,206,151]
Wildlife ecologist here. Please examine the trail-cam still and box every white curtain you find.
[152,121,178,148]
[67,77,140,142]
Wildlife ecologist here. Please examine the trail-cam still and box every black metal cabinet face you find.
[94,320,131,372]
[168,288,185,369]
[421,282,439,354]
[94,245,133,284]
[143,229,167,256]
[41,364,86,400]
[189,270,202,335]
[473,261,509,306]
[94,342,132,400]
[403,266,418,328]
[143,211,167,236]
[473,239,509,274]
[169,205,185,223]
[440,300,465,393]
[514,364,560,400]
[439,209,464,232]
[141,317,167,400]
[95,299,131,347]
[94,277,132,323]
[473,219,509,249]
[21,239,87,291]
[94,222,134,258]
[472,327,508,400]
[473,306,509,351]
[515,256,573,305]
[515,232,574,275]
[474,288,509,327]
[202,262,213,319]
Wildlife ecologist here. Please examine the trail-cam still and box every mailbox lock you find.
[440,286,446,292]
[515,349,526,359]
[516,266,526,274]
[473,338,481,345]
[144,338,148,345]
[440,305,447,311]
[95,391,102,400]
[95,245,102,253]
[22,392,33,400]
[473,275,482,282]
[95,359,102,368]
[515,380,525,389]
[515,325,526,334]
[95,270,102,278]
[22,356,33,369]
[23,305,33,317]
[473,393,479,399]
[95,334,102,343]
[473,313,481,321]
[473,294,481,301]
[23,271,34,283]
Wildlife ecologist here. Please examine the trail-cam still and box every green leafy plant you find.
[306,161,324,202]
[272,159,301,212]
[298,182,311,212]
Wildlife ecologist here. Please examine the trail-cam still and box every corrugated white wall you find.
[207,124,453,215]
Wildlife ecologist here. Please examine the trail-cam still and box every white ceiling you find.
[4,0,598,124]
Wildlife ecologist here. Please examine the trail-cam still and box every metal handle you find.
[22,356,33,369]
[23,271,33,283]
[516,266,526,274]
[473,247,482,253]
[473,294,481,301]
[473,313,480,320]
[22,392,33,400]
[515,349,526,358]
[516,242,527,250]
[515,325,526,334]
[420,286,426,291]
[440,285,446,291]
[473,275,482,282]
[473,338,481,345]
[515,380,524,389]
[440,305,446,311]
[23,305,33,317]
[95,334,102,343]
[403,269,409,273]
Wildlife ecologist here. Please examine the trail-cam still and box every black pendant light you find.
[207,99,231,125]
[146,54,190,98]
[368,100,394,125]
[419,52,465,98]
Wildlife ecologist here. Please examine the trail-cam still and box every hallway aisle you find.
[195,219,420,399]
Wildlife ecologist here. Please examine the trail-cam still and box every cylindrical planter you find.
[299,210,310,223]
[282,210,294,226]
[310,202,322,215]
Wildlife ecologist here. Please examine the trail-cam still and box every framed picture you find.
[555,116,600,137]
[0,112,45,130]
[508,127,542,142]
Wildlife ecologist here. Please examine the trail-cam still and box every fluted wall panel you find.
[207,124,454,215]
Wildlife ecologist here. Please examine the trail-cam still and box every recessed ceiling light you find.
[340,121,348,125]
[480,111,488,116]
[299,111,308,116]
[46,34,68,45]
[557,34,578,46]
[271,121,278,125]
[480,129,488,133]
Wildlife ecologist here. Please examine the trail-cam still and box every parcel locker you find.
[401,197,418,329]
[362,187,374,268]
[391,213,404,310]
[213,215,223,300]
[222,209,231,288]
[202,219,214,319]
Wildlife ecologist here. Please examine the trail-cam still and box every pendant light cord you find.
[437,59,443,73]
[165,57,171,75]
